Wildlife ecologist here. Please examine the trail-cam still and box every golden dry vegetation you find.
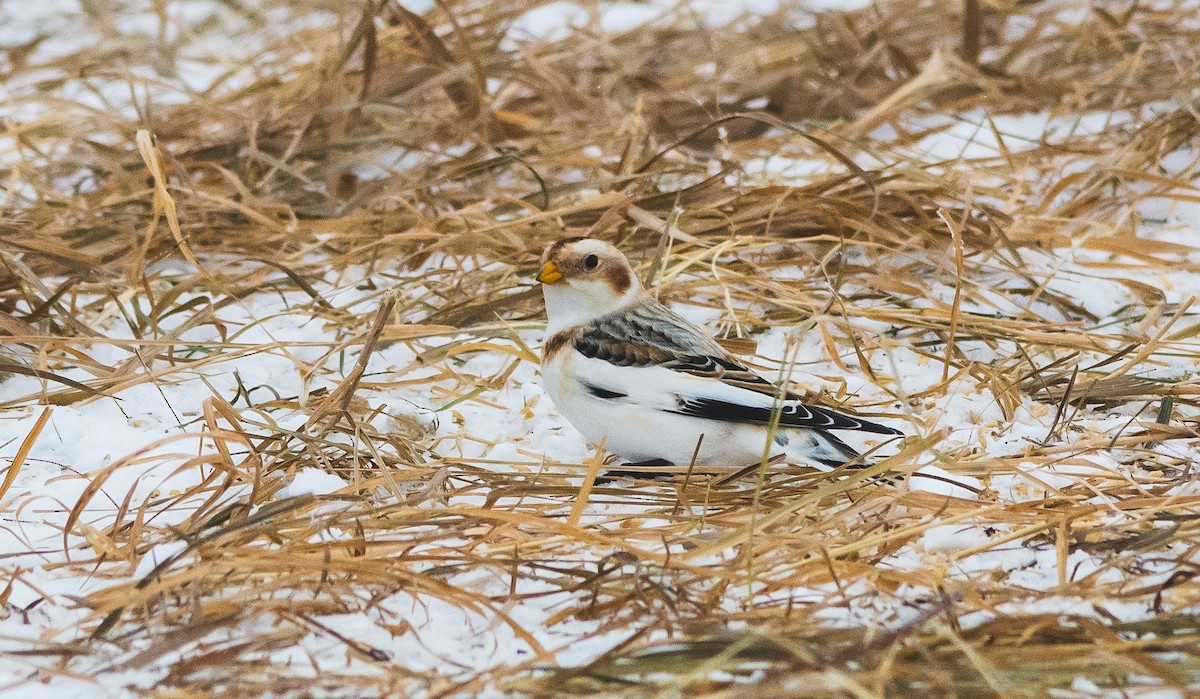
[3,0,1200,696]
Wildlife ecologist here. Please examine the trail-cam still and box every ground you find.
[2,0,1200,697]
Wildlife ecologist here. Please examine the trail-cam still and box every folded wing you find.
[671,395,901,435]
[573,300,902,436]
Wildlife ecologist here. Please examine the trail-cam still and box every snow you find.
[132,540,190,578]
[278,467,348,497]
[9,216,1193,691]
[4,0,1200,696]
[919,523,993,553]
[503,0,876,46]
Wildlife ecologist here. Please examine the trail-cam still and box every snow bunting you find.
[536,237,902,470]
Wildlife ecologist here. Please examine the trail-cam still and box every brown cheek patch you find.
[604,267,632,294]
[542,328,582,362]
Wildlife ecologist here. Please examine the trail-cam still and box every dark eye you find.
[584,254,599,269]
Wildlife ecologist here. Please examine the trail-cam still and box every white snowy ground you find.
[3,1,1200,698]
[2,183,1199,697]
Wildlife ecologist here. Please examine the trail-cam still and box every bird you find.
[535,237,903,472]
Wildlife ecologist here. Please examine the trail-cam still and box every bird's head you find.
[537,237,643,332]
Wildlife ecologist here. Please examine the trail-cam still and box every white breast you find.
[540,348,784,467]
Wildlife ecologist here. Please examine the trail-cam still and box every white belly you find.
[542,351,782,467]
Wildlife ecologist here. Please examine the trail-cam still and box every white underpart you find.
[542,278,642,335]
[542,347,850,467]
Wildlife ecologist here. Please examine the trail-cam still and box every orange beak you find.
[536,260,563,285]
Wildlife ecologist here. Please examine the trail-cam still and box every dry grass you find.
[4,0,1200,696]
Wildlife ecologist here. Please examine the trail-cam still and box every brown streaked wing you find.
[573,297,796,399]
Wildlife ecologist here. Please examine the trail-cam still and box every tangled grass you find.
[4,0,1200,696]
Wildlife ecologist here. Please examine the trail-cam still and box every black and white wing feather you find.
[570,297,901,436]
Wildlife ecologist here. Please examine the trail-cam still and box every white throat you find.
[543,279,642,335]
